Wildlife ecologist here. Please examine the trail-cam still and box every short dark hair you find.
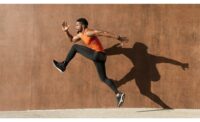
[77,18,88,28]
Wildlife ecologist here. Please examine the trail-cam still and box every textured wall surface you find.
[0,5,199,110]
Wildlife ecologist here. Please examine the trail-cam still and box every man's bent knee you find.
[72,44,79,48]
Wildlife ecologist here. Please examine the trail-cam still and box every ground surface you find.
[0,108,200,118]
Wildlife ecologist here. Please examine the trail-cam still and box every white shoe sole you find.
[52,61,64,73]
[118,93,125,107]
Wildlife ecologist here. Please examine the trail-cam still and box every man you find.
[53,18,128,107]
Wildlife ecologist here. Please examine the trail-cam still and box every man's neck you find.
[82,28,88,33]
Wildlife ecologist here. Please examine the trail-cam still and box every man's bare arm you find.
[62,21,81,43]
[86,30,119,39]
[86,29,129,44]
[65,30,81,43]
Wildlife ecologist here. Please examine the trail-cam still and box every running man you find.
[53,18,128,107]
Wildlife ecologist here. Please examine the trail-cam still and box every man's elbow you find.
[72,38,79,43]
[71,39,76,43]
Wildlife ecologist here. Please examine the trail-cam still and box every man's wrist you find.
[64,30,69,33]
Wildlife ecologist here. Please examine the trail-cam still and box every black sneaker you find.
[53,60,66,73]
[116,92,125,107]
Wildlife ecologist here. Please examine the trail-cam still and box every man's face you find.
[75,21,83,33]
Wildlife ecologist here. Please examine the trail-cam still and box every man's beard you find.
[77,28,83,34]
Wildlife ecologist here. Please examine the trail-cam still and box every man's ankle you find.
[63,61,68,66]
[116,92,121,97]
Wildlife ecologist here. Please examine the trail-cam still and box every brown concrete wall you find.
[0,4,199,110]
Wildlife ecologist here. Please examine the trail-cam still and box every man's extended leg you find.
[93,59,125,107]
[53,44,95,72]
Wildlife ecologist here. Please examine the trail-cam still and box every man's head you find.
[76,18,88,33]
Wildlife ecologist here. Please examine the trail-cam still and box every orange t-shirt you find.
[80,30,104,52]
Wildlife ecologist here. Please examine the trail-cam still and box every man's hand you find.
[118,36,129,47]
[181,63,189,70]
[62,21,70,32]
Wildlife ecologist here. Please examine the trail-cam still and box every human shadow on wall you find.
[105,42,189,109]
